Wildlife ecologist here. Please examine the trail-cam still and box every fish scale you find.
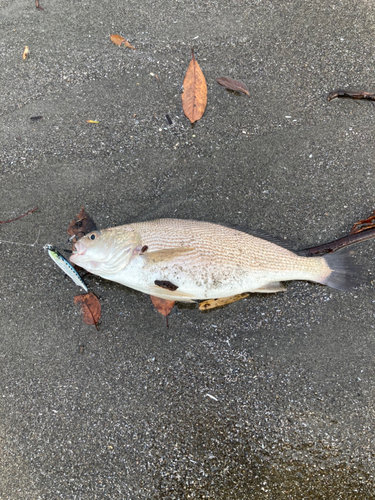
[70,218,358,302]
[132,220,323,273]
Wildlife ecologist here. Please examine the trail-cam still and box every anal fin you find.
[148,285,195,302]
[250,282,286,293]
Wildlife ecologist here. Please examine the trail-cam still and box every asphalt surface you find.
[1,0,375,498]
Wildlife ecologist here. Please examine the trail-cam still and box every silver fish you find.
[44,244,88,292]
[69,219,358,302]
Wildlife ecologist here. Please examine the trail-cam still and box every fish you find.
[69,218,359,303]
[44,244,88,292]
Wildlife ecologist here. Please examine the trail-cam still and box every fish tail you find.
[319,248,364,291]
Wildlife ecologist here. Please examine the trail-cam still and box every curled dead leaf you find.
[110,34,136,50]
[199,293,249,311]
[181,48,207,124]
[74,292,101,329]
[216,77,250,97]
[67,207,97,243]
[22,46,29,60]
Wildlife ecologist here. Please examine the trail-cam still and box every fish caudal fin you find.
[319,249,364,291]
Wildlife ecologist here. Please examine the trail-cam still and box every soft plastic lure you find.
[44,244,88,292]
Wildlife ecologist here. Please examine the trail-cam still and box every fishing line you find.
[0,231,72,253]
[0,229,87,291]
[0,230,41,248]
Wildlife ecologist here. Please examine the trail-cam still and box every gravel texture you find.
[1,0,375,498]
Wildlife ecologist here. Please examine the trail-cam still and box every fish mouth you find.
[71,242,87,257]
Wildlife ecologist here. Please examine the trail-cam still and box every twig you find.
[0,207,38,224]
[327,90,375,101]
[298,227,375,256]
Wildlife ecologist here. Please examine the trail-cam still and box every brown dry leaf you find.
[181,48,207,124]
[67,207,97,243]
[150,296,175,326]
[216,77,250,97]
[199,293,249,311]
[74,293,101,329]
[110,34,136,50]
[35,0,44,10]
[110,34,125,46]
[22,46,29,60]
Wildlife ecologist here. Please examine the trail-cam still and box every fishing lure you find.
[44,244,88,292]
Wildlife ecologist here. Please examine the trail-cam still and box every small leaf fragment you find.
[216,77,250,97]
[181,48,207,124]
[22,46,29,60]
[150,295,175,317]
[110,34,136,50]
[74,292,101,329]
[124,40,136,50]
[199,293,249,311]
[87,120,99,124]
[35,0,44,10]
[68,207,97,243]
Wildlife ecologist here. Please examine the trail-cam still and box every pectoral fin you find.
[144,247,195,264]
[250,282,286,293]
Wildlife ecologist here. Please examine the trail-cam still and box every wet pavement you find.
[1,0,375,498]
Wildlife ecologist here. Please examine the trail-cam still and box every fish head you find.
[70,226,140,275]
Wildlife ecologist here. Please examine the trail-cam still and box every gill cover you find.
[71,227,140,274]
